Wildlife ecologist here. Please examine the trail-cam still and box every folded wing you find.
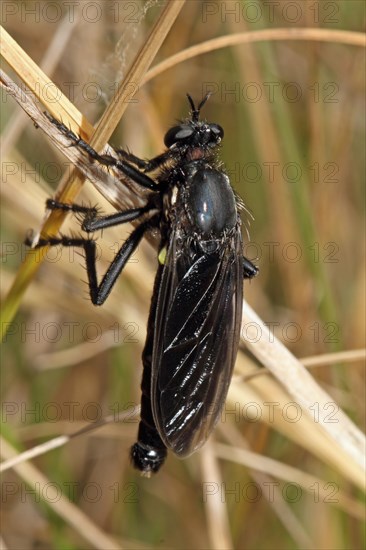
[151,228,243,456]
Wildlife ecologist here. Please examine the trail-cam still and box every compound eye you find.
[164,125,194,148]
[210,124,224,140]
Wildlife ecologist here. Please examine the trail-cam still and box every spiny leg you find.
[88,219,154,305]
[45,199,155,232]
[114,149,173,173]
[46,113,158,190]
[28,218,157,305]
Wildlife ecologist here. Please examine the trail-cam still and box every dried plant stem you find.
[144,28,366,84]
[301,349,366,368]
[0,437,122,549]
[0,408,140,473]
[214,443,365,520]
[0,25,87,130]
[200,443,233,550]
[1,14,80,156]
[242,302,366,474]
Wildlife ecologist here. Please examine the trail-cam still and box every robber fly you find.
[28,94,258,475]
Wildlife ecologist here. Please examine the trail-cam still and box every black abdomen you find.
[187,168,237,236]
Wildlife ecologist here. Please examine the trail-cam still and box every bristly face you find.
[163,93,224,151]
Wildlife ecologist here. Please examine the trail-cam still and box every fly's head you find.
[163,93,224,155]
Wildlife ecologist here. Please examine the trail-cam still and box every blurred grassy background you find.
[1,1,365,549]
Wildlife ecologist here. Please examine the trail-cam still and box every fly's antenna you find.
[187,92,212,122]
[187,94,198,121]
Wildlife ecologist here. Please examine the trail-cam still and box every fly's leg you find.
[45,199,154,232]
[114,149,173,173]
[27,198,159,305]
[26,223,147,305]
[46,114,158,190]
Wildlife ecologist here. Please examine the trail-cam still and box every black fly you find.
[28,94,258,475]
